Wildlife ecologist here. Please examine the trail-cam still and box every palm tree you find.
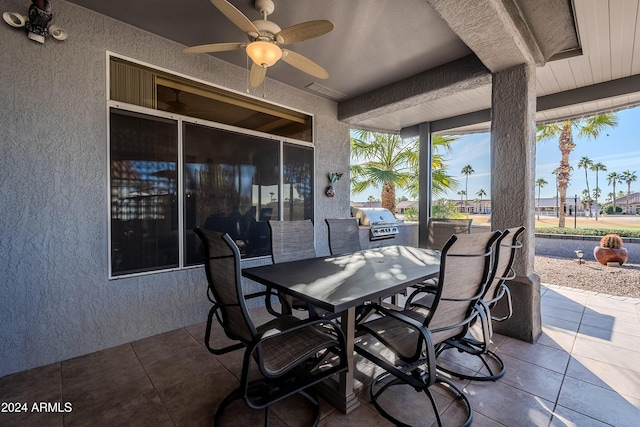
[590,162,606,220]
[592,187,601,213]
[536,113,617,227]
[476,188,487,213]
[577,156,593,216]
[461,165,474,217]
[551,167,560,217]
[457,190,466,214]
[350,130,415,213]
[606,192,614,204]
[405,135,460,199]
[581,189,593,214]
[620,170,638,214]
[607,171,622,214]
[535,178,547,220]
[351,130,459,213]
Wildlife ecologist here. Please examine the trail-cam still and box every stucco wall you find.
[535,234,640,261]
[0,0,350,376]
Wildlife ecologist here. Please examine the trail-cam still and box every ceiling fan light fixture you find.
[246,40,282,67]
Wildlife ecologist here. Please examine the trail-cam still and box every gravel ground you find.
[535,255,640,298]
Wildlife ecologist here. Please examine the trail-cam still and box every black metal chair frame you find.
[194,228,348,426]
[354,231,501,427]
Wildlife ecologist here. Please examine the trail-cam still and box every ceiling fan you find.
[184,0,333,88]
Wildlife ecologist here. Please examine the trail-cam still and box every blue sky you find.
[350,105,640,202]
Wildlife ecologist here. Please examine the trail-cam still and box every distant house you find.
[614,192,640,214]
[536,197,581,215]
[452,199,491,214]
[396,200,419,214]
[351,200,382,209]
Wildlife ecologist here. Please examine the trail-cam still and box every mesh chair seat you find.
[357,309,432,362]
[257,316,340,377]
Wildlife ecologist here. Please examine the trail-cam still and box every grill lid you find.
[352,207,397,226]
[351,207,399,240]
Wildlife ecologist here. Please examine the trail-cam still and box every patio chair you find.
[325,218,362,255]
[426,218,472,251]
[434,226,525,381]
[268,219,320,315]
[408,217,474,294]
[354,231,501,427]
[193,228,348,426]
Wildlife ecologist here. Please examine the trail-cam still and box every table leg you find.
[315,307,360,413]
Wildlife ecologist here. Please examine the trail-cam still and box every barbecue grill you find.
[351,207,399,240]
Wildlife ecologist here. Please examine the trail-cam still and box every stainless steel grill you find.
[351,207,399,240]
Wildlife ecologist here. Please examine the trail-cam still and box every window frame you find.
[106,53,315,280]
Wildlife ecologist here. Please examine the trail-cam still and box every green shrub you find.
[604,205,623,214]
[432,199,462,219]
[404,207,419,221]
[535,227,640,239]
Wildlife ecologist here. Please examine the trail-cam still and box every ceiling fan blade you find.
[250,63,267,88]
[210,0,259,34]
[277,20,334,44]
[281,50,329,79]
[183,42,244,54]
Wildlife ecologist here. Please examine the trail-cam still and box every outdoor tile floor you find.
[1,284,639,426]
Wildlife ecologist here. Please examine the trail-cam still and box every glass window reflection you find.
[110,110,178,276]
[184,124,280,263]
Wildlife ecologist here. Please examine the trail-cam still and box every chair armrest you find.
[358,303,437,375]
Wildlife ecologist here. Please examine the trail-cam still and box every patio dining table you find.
[242,244,441,414]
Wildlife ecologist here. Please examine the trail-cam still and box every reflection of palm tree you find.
[537,113,617,227]
[590,162,606,220]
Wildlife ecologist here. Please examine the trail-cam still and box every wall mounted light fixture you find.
[3,1,67,44]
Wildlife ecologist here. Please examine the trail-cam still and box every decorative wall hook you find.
[3,1,67,44]
[325,172,343,197]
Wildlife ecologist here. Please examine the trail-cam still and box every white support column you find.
[490,63,542,343]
